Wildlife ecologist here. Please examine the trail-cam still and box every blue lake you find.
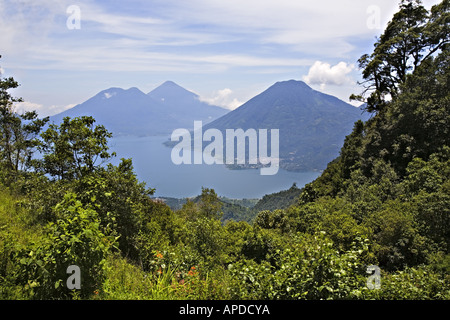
[109,135,321,199]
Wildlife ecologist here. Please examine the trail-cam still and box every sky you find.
[0,0,442,116]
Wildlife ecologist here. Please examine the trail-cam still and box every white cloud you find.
[2,0,442,112]
[303,61,355,89]
[0,0,382,75]
[15,101,75,117]
[14,101,43,114]
[0,0,69,55]
[199,88,243,110]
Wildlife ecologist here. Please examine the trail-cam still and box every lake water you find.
[109,135,321,199]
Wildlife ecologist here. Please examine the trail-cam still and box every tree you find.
[74,158,161,260]
[176,188,226,266]
[356,43,449,176]
[0,56,48,176]
[351,0,449,113]
[198,187,223,220]
[253,209,290,233]
[39,116,115,180]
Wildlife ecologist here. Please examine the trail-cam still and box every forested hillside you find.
[0,0,449,300]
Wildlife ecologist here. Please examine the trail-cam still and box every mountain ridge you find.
[49,81,229,136]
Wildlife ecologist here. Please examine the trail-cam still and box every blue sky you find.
[0,0,441,116]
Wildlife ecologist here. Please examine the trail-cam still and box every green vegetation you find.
[159,195,259,224]
[251,183,302,213]
[159,185,299,225]
[0,0,449,300]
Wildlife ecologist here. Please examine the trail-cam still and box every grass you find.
[100,254,181,300]
[0,186,43,248]
[100,254,230,300]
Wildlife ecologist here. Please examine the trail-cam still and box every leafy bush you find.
[16,193,116,299]
[361,266,450,300]
[229,232,371,300]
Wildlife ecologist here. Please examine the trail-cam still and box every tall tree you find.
[0,55,49,174]
[351,0,449,113]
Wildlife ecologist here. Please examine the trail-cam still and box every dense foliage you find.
[0,0,449,300]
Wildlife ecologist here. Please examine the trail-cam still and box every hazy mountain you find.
[50,81,228,136]
[148,80,228,124]
[202,80,370,171]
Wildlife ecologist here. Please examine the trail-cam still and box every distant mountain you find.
[50,81,228,136]
[202,80,370,171]
[148,81,227,124]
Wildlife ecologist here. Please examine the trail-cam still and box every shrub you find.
[16,193,116,299]
[229,232,371,300]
